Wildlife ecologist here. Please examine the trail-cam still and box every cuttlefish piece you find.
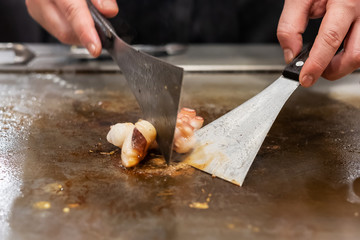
[106,123,135,147]
[121,120,157,167]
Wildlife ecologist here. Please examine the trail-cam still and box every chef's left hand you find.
[277,0,360,87]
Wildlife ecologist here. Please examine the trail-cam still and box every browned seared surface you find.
[1,73,360,240]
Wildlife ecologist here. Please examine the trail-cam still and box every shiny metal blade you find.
[87,1,183,163]
[184,76,299,186]
[110,37,183,163]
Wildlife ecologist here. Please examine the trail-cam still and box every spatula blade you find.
[87,1,183,163]
[184,44,312,185]
[110,38,183,163]
[184,77,299,186]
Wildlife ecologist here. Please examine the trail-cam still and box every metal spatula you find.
[184,45,311,186]
[87,1,183,163]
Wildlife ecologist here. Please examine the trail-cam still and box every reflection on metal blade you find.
[111,39,183,163]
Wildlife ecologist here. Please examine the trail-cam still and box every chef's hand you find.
[25,0,118,57]
[277,0,360,87]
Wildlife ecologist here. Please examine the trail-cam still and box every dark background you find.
[0,0,321,44]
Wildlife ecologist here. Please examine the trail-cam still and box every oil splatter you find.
[33,201,51,210]
[189,202,209,209]
[189,193,212,210]
[63,207,70,213]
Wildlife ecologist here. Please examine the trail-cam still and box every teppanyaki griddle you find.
[0,44,360,240]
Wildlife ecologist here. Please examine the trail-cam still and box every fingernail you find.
[87,43,97,56]
[101,0,117,10]
[284,48,293,64]
[301,75,314,87]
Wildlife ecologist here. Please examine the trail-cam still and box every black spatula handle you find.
[282,44,312,81]
[86,0,116,50]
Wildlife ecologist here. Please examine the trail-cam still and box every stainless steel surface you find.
[0,43,35,65]
[133,43,187,56]
[0,45,360,239]
[70,44,187,59]
[88,1,183,163]
[0,44,287,73]
[185,76,299,186]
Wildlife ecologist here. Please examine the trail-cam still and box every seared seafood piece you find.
[106,108,203,167]
[174,108,204,153]
[121,120,157,167]
[106,123,134,147]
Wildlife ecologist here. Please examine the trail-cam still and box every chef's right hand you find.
[26,0,118,57]
[277,0,360,87]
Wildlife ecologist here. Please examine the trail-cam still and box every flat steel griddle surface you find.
[0,72,360,240]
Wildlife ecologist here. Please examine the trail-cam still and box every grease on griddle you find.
[189,192,212,210]
[92,145,195,177]
[42,183,65,195]
[99,149,118,155]
[33,201,51,210]
[123,153,194,177]
[63,207,70,213]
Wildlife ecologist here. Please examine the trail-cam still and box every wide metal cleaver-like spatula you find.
[87,1,183,163]
[184,45,311,186]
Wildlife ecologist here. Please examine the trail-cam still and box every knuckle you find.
[63,2,81,21]
[277,22,295,40]
[77,27,89,44]
[349,50,360,67]
[323,73,338,81]
[310,56,327,72]
[276,21,303,46]
[321,29,342,50]
[276,30,291,42]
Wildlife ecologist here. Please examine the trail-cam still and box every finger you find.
[26,0,79,44]
[56,0,102,57]
[277,0,310,63]
[91,0,118,18]
[322,19,360,80]
[308,0,327,19]
[299,3,355,87]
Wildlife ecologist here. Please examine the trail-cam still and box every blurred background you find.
[0,0,321,45]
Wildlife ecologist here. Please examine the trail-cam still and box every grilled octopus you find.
[174,108,204,153]
[106,108,204,167]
